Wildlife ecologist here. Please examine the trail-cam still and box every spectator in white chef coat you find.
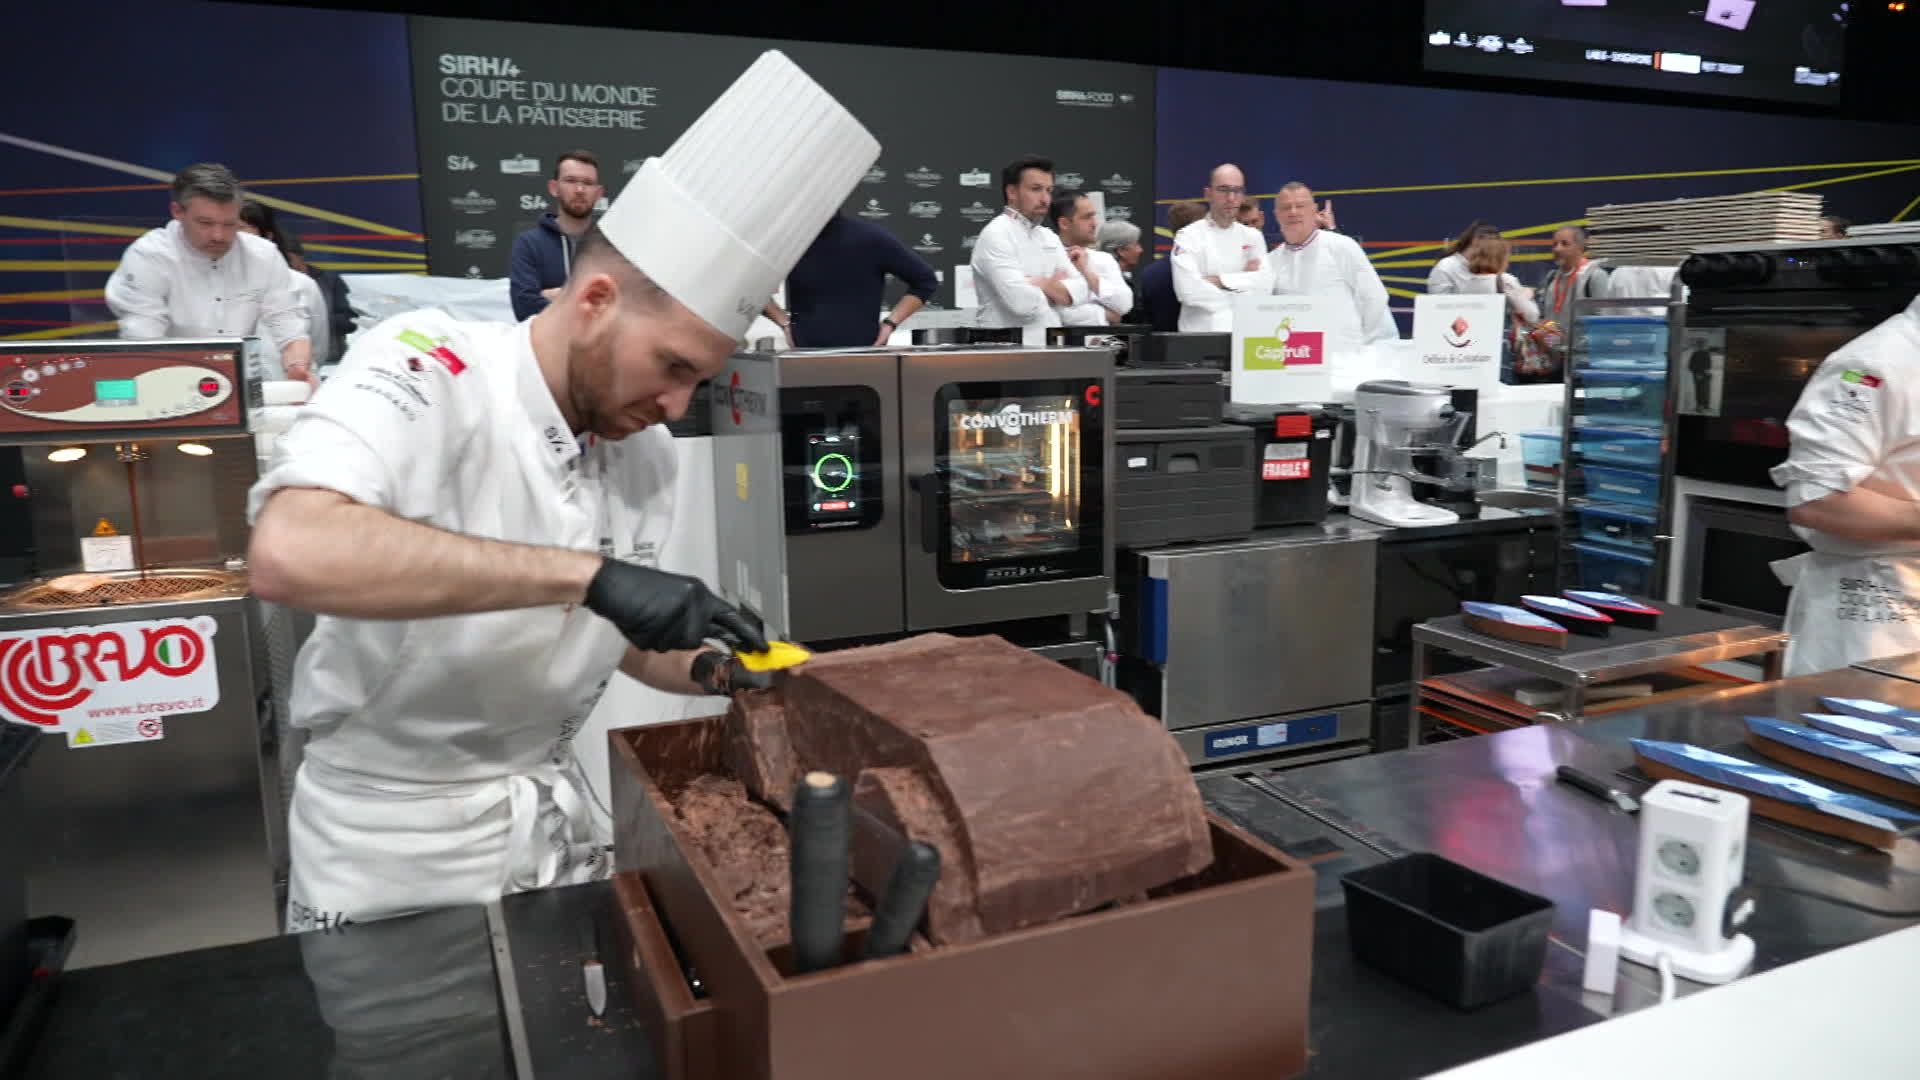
[1266,181,1395,355]
[1171,163,1273,331]
[969,155,1088,343]
[1050,190,1132,326]
[1426,221,1501,296]
[238,199,330,377]
[104,163,315,388]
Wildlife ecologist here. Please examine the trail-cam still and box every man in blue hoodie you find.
[509,150,603,320]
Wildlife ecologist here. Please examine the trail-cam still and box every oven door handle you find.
[910,471,941,555]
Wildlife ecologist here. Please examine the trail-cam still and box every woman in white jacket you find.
[1425,221,1501,295]
[1459,235,1551,382]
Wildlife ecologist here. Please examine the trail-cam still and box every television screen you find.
[1423,1,1849,105]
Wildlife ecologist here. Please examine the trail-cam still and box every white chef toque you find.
[596,51,881,341]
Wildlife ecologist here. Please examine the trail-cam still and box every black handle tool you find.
[789,771,851,973]
[863,841,942,960]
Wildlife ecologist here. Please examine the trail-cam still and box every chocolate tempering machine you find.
[0,338,301,967]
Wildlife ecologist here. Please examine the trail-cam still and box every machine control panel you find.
[0,340,247,440]
[804,431,863,525]
[781,385,883,534]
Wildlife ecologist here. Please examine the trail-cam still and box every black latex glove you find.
[690,648,772,695]
[582,558,768,654]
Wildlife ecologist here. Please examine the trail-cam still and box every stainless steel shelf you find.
[1408,600,1788,744]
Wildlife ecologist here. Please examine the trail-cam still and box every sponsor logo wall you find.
[410,18,1154,307]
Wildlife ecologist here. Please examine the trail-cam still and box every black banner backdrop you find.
[408,17,1155,311]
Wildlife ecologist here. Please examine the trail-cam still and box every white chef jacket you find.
[1059,248,1133,327]
[1171,218,1273,332]
[1265,230,1397,353]
[246,309,677,928]
[293,270,330,369]
[105,220,309,352]
[1426,252,1475,295]
[1768,297,1920,675]
[252,271,329,383]
[969,208,1088,344]
[1461,272,1540,326]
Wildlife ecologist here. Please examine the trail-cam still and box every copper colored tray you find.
[3,569,241,609]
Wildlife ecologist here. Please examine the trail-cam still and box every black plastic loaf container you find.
[1341,853,1555,1010]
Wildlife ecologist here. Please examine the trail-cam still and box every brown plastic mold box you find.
[609,717,1315,1080]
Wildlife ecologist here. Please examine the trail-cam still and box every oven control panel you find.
[780,385,883,535]
[0,341,246,439]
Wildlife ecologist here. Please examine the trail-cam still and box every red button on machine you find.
[1272,414,1313,438]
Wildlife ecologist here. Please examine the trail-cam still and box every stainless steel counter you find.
[1214,666,1920,1026]
[1855,651,1920,683]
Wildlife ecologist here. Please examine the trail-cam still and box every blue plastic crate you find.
[1578,370,1666,428]
[1519,430,1562,491]
[1578,315,1669,362]
[1576,505,1658,551]
[1579,464,1660,508]
[1572,428,1662,468]
[1571,541,1655,595]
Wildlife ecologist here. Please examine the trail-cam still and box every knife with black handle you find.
[863,841,941,960]
[789,771,851,974]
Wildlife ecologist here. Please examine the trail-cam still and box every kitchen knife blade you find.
[789,771,851,973]
[1556,764,1640,814]
[864,841,942,960]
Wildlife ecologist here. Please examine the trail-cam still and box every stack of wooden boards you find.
[1634,696,1920,863]
[1586,192,1824,265]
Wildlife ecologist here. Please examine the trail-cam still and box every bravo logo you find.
[1243,319,1325,371]
[0,617,220,732]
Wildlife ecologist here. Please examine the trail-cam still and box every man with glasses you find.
[510,150,605,320]
[1172,164,1272,332]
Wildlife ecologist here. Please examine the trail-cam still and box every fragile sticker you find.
[1263,460,1312,480]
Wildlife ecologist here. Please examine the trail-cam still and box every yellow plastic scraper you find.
[735,640,813,673]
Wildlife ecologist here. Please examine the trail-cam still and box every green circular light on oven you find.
[812,452,855,494]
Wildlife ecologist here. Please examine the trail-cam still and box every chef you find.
[1050,190,1132,327]
[1265,181,1396,356]
[1171,163,1273,332]
[105,163,316,389]
[245,51,878,930]
[1770,294,1920,676]
[969,155,1088,343]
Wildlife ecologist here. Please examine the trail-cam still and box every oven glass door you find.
[934,380,1104,589]
[1676,322,1865,487]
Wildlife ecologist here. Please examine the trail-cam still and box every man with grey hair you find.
[1539,225,1608,334]
[1097,219,1142,275]
[105,162,316,388]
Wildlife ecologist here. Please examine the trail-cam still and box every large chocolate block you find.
[724,690,796,812]
[777,634,1213,941]
[850,767,983,944]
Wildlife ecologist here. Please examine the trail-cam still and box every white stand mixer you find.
[1349,380,1465,528]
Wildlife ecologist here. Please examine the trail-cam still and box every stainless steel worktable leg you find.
[1409,640,1430,749]
[1565,678,1588,724]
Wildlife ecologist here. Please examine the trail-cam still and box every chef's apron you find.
[283,440,650,932]
[1774,550,1920,677]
